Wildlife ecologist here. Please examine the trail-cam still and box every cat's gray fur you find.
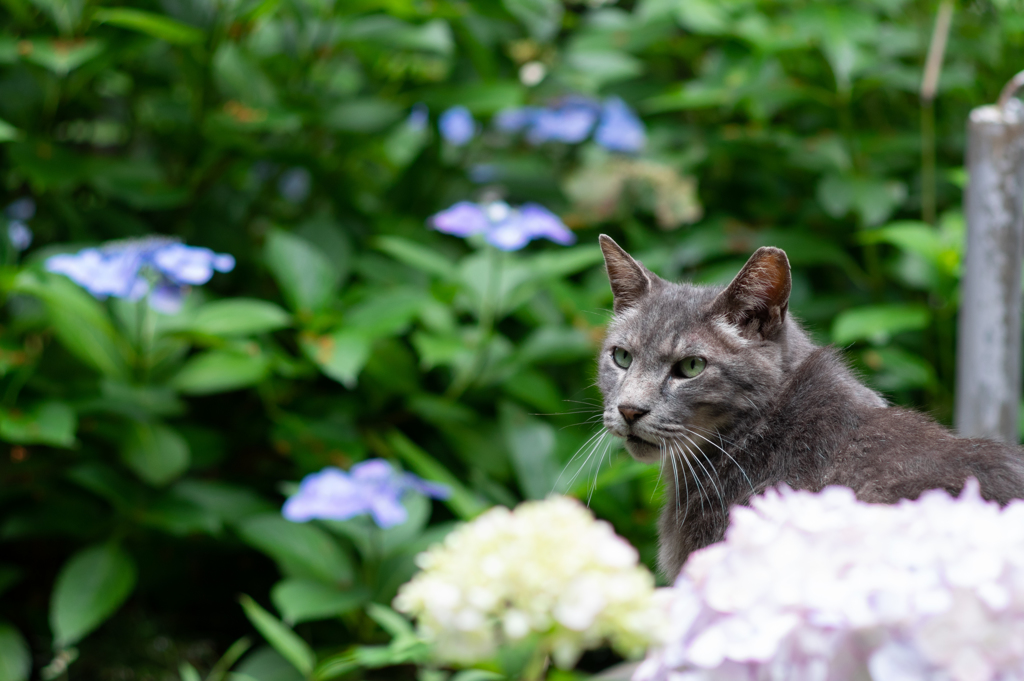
[597,235,1024,579]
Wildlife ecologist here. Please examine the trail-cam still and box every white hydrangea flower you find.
[635,480,1024,681]
[393,496,669,668]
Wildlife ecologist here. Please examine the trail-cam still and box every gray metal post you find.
[955,78,1024,444]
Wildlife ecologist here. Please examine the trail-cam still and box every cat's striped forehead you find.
[606,280,731,355]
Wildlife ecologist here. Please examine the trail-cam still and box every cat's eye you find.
[612,347,632,369]
[673,356,706,379]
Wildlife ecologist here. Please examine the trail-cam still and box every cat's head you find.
[597,235,793,463]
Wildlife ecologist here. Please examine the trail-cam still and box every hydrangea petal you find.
[149,282,187,314]
[7,221,32,251]
[152,243,217,285]
[431,201,490,237]
[518,204,575,245]
[494,107,540,133]
[439,106,475,146]
[486,220,532,251]
[403,473,450,500]
[595,96,646,153]
[369,493,409,528]
[527,105,598,144]
[282,460,446,528]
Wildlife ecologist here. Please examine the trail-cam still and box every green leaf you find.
[0,622,30,681]
[179,662,202,681]
[14,271,131,379]
[503,0,563,42]
[206,637,253,681]
[450,672,505,681]
[265,230,340,313]
[673,0,731,33]
[323,99,403,133]
[181,299,292,337]
[500,401,559,499]
[50,543,137,648]
[345,289,427,337]
[172,480,273,526]
[237,514,354,585]
[270,580,369,625]
[171,349,270,395]
[94,8,205,45]
[816,173,907,227]
[345,16,454,55]
[374,236,456,280]
[120,421,191,486]
[325,492,431,559]
[213,43,277,107]
[385,429,487,519]
[0,118,19,143]
[20,38,104,76]
[564,50,644,89]
[831,304,932,345]
[365,604,415,640]
[860,346,937,392]
[235,647,304,681]
[239,595,315,677]
[0,401,76,447]
[88,158,189,210]
[299,329,372,389]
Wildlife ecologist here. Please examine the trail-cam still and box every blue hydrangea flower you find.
[282,459,450,528]
[526,100,599,145]
[594,96,646,153]
[7,222,32,251]
[439,106,476,146]
[494,96,645,153]
[5,198,35,252]
[277,167,311,203]
[431,200,576,251]
[407,103,429,132]
[45,237,235,313]
[494,107,541,133]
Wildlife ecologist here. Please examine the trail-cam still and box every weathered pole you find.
[955,74,1024,444]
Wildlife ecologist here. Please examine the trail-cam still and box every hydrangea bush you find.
[636,481,1024,681]
[395,496,668,675]
[0,0,1020,677]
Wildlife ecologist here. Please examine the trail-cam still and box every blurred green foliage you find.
[0,0,1022,679]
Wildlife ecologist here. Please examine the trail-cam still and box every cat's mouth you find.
[624,433,661,463]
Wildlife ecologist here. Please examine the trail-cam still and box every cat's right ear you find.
[713,246,791,340]
[599,235,652,314]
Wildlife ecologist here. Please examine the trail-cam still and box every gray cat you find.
[597,235,1024,579]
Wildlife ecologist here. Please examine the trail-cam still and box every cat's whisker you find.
[662,439,682,521]
[650,446,666,502]
[671,443,691,528]
[686,427,755,494]
[569,429,609,491]
[672,438,707,515]
[574,430,613,497]
[688,423,745,451]
[680,433,727,515]
[587,435,614,506]
[555,427,607,492]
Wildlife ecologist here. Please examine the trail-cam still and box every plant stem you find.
[920,0,954,225]
[446,245,503,399]
[921,99,936,225]
[521,649,549,681]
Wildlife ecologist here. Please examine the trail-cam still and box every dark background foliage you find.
[0,0,1022,679]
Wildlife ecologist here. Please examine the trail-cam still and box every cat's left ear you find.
[713,247,791,340]
[599,235,653,313]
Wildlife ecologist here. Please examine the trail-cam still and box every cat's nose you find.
[618,404,649,424]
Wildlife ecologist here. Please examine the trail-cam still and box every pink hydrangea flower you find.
[635,481,1024,681]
